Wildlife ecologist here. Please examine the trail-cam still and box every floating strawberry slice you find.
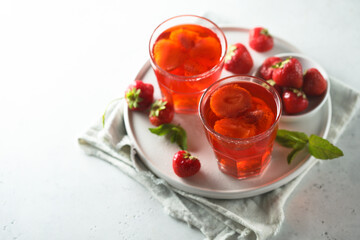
[183,58,209,76]
[244,97,275,133]
[210,84,252,118]
[214,117,257,138]
[153,39,184,72]
[190,36,222,63]
[169,28,199,49]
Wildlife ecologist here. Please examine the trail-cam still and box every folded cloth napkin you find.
[78,77,359,240]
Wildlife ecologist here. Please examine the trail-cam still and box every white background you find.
[1,0,360,239]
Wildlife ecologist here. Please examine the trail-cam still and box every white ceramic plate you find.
[124,27,332,199]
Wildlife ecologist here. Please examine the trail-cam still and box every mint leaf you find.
[276,129,344,164]
[287,147,304,164]
[308,134,344,159]
[276,129,308,148]
[149,124,172,136]
[149,123,188,150]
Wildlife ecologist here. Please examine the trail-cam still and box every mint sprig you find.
[149,123,187,150]
[276,129,344,164]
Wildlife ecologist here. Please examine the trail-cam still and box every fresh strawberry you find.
[259,56,282,80]
[173,150,201,178]
[282,88,309,114]
[249,27,274,52]
[210,84,252,118]
[272,58,303,88]
[224,43,253,74]
[302,68,327,96]
[125,80,154,111]
[149,99,174,126]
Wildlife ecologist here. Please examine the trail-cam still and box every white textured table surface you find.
[1,0,359,239]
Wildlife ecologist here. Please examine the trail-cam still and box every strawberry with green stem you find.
[272,57,303,89]
[149,99,174,126]
[224,43,254,74]
[173,150,201,177]
[125,80,154,111]
[282,88,308,114]
[249,27,274,52]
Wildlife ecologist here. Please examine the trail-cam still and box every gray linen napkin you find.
[78,77,359,240]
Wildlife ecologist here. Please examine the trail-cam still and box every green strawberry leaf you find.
[308,134,344,159]
[149,123,187,150]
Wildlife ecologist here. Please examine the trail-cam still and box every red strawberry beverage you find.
[149,15,227,114]
[199,75,282,179]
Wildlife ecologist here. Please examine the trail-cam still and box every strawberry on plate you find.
[249,27,274,52]
[302,68,327,96]
[173,150,201,178]
[282,88,309,114]
[125,80,154,111]
[272,57,303,89]
[259,56,282,80]
[224,43,253,74]
[149,99,174,126]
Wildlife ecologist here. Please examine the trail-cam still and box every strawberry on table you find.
[125,80,154,111]
[282,88,309,114]
[224,43,253,74]
[149,99,174,126]
[259,56,282,80]
[272,57,303,89]
[249,27,274,52]
[173,150,201,178]
[302,68,327,96]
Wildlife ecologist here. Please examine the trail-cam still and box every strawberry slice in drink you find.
[243,97,275,134]
[214,117,257,138]
[153,39,185,72]
[190,36,222,64]
[210,84,252,118]
[169,28,199,50]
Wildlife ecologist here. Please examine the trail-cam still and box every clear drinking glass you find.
[149,15,227,114]
[198,75,282,179]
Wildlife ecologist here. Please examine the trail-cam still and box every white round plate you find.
[124,27,332,199]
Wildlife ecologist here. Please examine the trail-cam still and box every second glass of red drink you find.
[199,75,282,179]
[149,15,227,114]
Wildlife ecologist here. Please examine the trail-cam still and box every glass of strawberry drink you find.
[199,75,282,179]
[149,15,227,114]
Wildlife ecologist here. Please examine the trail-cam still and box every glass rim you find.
[198,74,283,143]
[148,14,228,81]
